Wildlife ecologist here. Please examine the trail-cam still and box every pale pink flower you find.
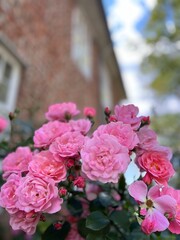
[85,183,101,201]
[93,121,139,150]
[0,116,8,133]
[137,151,175,185]
[16,174,63,213]
[2,147,32,179]
[137,126,157,151]
[161,186,180,234]
[0,174,20,214]
[81,134,130,183]
[28,151,66,183]
[10,210,41,235]
[128,181,176,235]
[33,121,71,148]
[83,107,96,117]
[49,132,84,158]
[45,102,80,121]
[136,126,172,159]
[69,119,91,135]
[114,104,142,130]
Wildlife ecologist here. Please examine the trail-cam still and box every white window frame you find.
[0,44,22,114]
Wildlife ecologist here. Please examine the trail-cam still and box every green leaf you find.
[89,198,105,212]
[86,233,105,240]
[77,218,90,238]
[67,197,83,217]
[86,211,110,231]
[99,192,113,207]
[105,231,120,240]
[41,221,70,240]
[109,210,130,230]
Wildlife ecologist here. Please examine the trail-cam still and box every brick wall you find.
[0,0,100,126]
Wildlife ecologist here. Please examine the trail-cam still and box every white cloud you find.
[106,0,153,111]
[145,0,157,10]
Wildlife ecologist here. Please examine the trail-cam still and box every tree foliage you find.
[142,0,180,97]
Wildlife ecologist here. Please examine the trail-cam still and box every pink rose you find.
[2,147,32,179]
[161,186,180,234]
[85,183,101,201]
[49,132,84,158]
[0,116,8,133]
[114,104,142,130]
[83,107,96,117]
[81,134,130,183]
[137,126,157,151]
[10,210,40,235]
[28,151,67,183]
[16,174,63,213]
[73,176,85,188]
[137,151,175,185]
[136,126,172,160]
[0,174,20,214]
[45,102,80,121]
[94,122,139,150]
[69,119,91,135]
[33,121,71,148]
[128,181,176,235]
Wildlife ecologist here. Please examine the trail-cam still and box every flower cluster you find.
[0,102,179,238]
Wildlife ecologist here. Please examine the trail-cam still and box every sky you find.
[103,0,157,115]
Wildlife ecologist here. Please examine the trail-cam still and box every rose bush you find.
[0,102,179,240]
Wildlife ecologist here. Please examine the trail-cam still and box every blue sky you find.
[102,0,157,114]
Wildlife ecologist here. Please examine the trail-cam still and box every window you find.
[0,43,22,113]
[99,60,113,109]
[71,7,92,80]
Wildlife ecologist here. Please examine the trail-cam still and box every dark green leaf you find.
[99,192,113,207]
[77,218,89,238]
[105,231,120,240]
[67,197,83,217]
[86,233,105,240]
[109,210,129,230]
[41,221,70,240]
[86,211,110,231]
[89,198,105,212]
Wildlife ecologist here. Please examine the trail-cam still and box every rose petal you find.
[128,181,147,202]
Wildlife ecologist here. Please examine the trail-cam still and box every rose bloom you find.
[0,116,8,133]
[10,210,41,235]
[136,126,172,160]
[81,134,130,183]
[45,102,80,121]
[0,174,20,214]
[28,150,66,183]
[83,107,96,117]
[114,104,142,130]
[2,147,32,179]
[137,126,157,151]
[161,186,180,234]
[93,121,139,150]
[16,174,63,213]
[69,119,91,135]
[49,131,84,158]
[137,151,175,185]
[33,121,71,148]
[128,181,176,235]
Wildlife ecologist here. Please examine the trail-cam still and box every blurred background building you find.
[0,0,126,127]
